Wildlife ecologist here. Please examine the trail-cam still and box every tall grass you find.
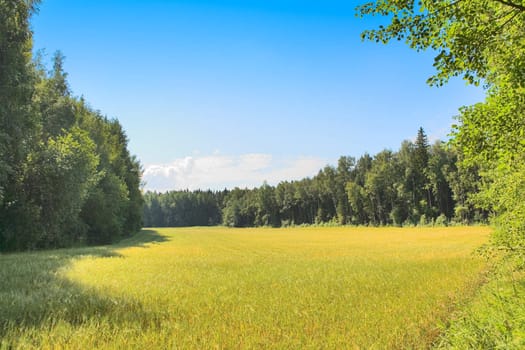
[0,226,490,349]
[436,254,525,349]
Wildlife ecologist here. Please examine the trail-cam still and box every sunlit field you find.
[0,226,491,349]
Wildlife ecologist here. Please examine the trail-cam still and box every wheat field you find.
[0,226,491,349]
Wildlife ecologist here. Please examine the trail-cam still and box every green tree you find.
[426,142,455,219]
[81,173,128,244]
[335,156,354,224]
[346,181,368,225]
[255,182,280,227]
[79,112,143,243]
[223,197,242,228]
[413,127,431,216]
[34,51,76,138]
[358,0,525,247]
[357,0,525,86]
[0,1,143,251]
[0,0,40,250]
[364,150,399,225]
[24,128,99,248]
[276,181,298,225]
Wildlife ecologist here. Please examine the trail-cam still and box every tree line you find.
[0,1,143,251]
[357,0,525,257]
[144,128,486,228]
[5,0,524,258]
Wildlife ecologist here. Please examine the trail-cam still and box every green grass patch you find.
[436,254,525,349]
[0,226,490,349]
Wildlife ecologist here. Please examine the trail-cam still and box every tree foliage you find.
[144,130,481,228]
[358,0,525,253]
[143,190,224,228]
[0,1,143,251]
[357,0,525,86]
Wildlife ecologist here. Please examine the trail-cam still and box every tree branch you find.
[493,0,525,12]
[495,9,521,31]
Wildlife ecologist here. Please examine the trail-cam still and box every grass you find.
[436,254,525,349]
[0,226,490,349]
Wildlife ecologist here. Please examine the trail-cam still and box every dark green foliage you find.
[34,51,76,138]
[78,114,144,244]
[81,173,129,245]
[143,190,223,228]
[358,0,525,253]
[357,0,525,246]
[0,0,40,250]
[23,128,99,248]
[0,1,143,251]
[357,0,525,87]
[223,189,257,227]
[145,130,474,228]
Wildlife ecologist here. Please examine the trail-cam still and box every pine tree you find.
[413,127,431,215]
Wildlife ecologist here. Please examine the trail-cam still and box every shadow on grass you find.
[0,229,169,341]
[113,229,168,248]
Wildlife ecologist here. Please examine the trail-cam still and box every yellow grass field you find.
[0,226,491,349]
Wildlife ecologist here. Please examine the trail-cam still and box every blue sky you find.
[31,0,484,191]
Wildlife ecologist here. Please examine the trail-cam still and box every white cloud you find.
[142,153,329,191]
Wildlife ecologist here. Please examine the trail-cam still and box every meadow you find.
[0,226,491,349]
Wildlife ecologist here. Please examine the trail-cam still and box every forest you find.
[0,2,143,251]
[2,0,525,347]
[355,0,525,260]
[143,128,486,228]
[143,0,525,262]
[1,0,523,260]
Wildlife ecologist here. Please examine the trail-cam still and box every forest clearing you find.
[2,0,525,348]
[1,226,490,349]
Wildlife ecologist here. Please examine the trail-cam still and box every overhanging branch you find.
[493,0,525,12]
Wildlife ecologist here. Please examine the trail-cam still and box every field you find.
[0,226,491,349]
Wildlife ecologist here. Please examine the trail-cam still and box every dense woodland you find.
[143,128,486,228]
[1,0,524,347]
[356,0,525,259]
[0,2,143,251]
[2,0,525,260]
[145,0,525,260]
